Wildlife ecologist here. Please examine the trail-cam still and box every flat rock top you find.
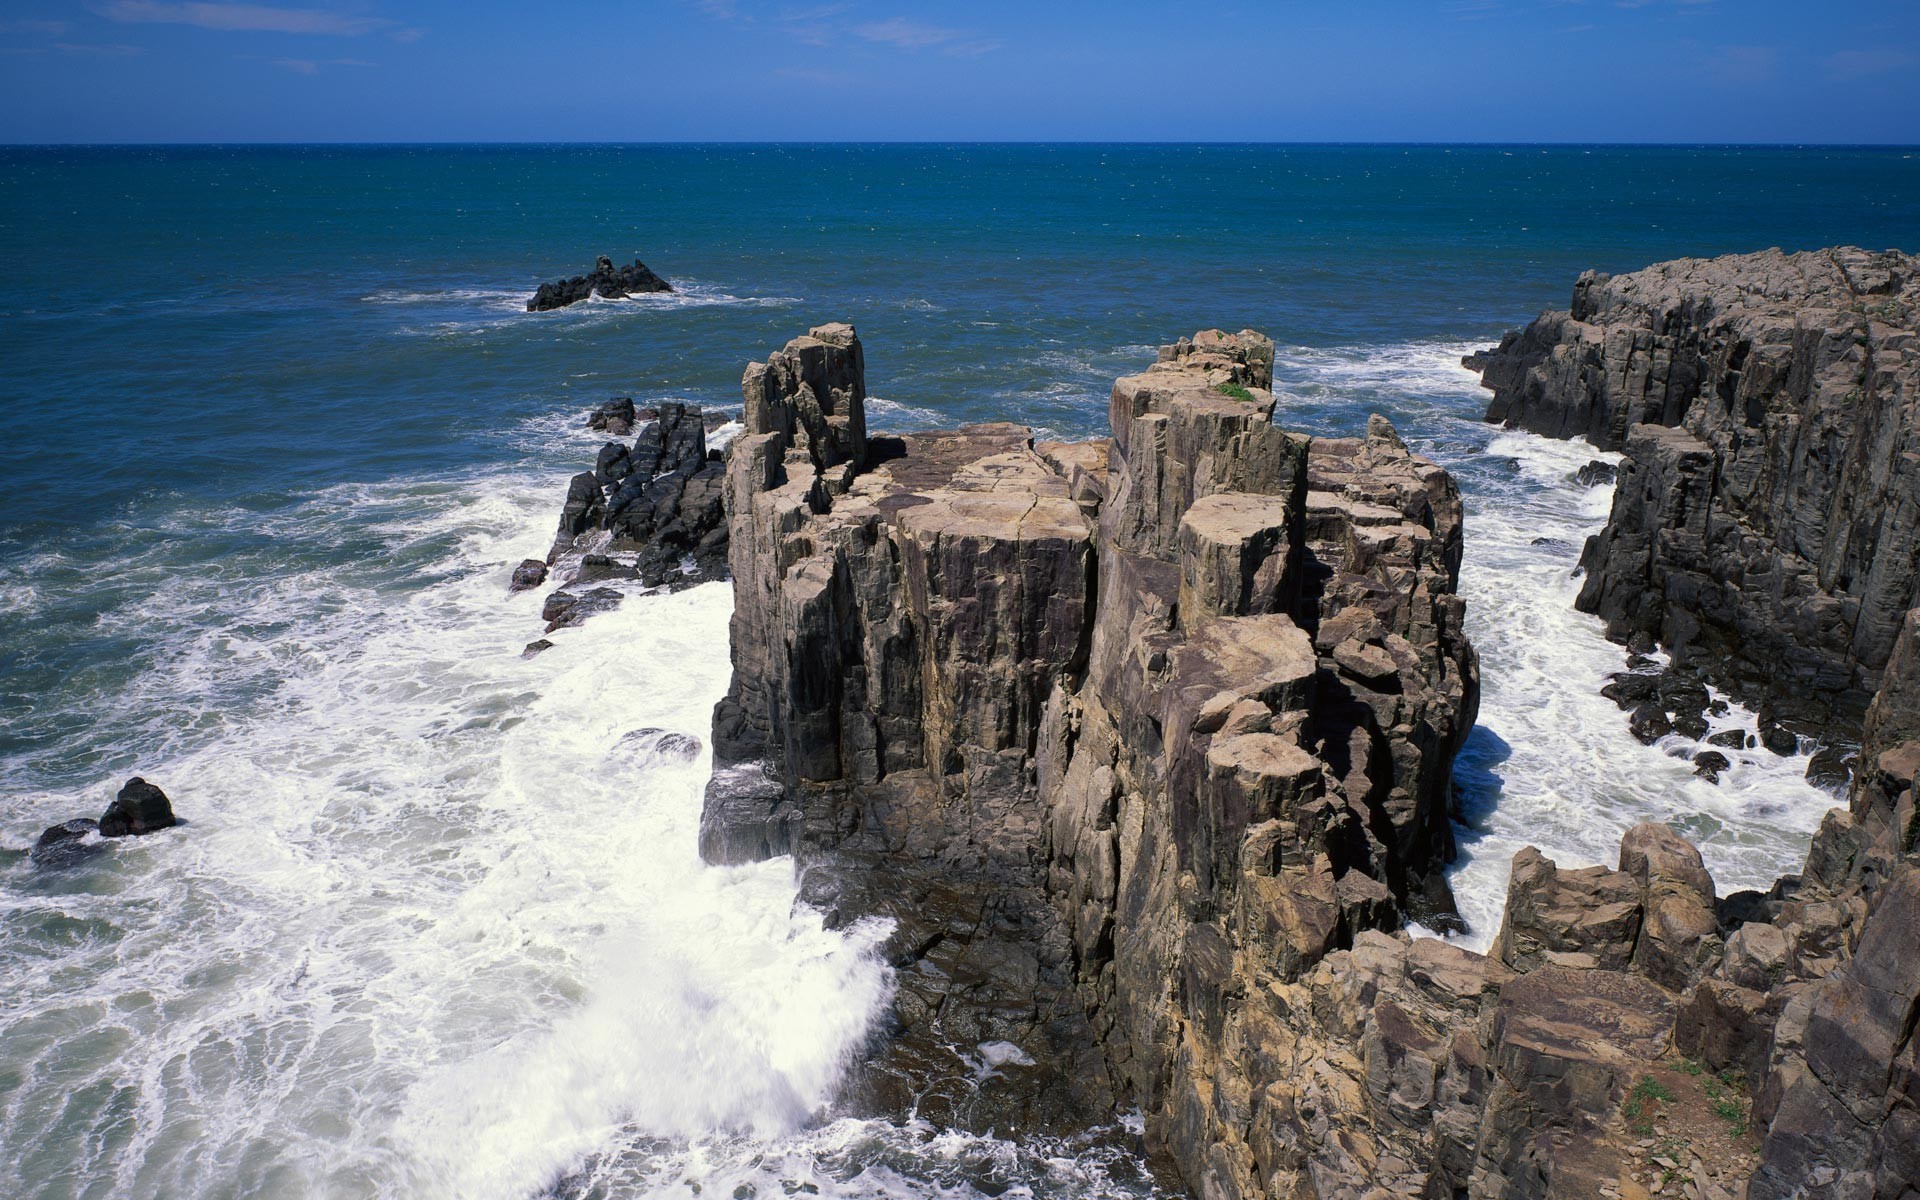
[1181,491,1296,542]
[857,424,1091,544]
[1492,965,1675,1066]
[1173,614,1318,707]
[1578,246,1919,332]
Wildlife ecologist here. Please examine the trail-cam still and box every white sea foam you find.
[0,468,899,1200]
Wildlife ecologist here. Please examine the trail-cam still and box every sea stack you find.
[697,324,1489,1167]
[526,254,674,311]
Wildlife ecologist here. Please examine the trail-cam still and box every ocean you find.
[1,143,1916,1199]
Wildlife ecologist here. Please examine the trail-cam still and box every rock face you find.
[30,777,179,866]
[526,255,673,311]
[1471,247,1920,736]
[530,400,734,631]
[97,777,176,837]
[699,325,1493,1166]
[688,318,1920,1200]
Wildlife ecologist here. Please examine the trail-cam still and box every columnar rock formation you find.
[1470,248,1920,737]
[687,319,1918,1200]
[700,324,1487,1167]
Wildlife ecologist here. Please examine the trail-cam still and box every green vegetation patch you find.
[1214,381,1257,403]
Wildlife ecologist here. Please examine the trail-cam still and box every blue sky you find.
[1,0,1916,142]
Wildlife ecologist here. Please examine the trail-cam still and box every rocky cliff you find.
[685,321,1918,1200]
[699,324,1487,1163]
[1470,247,1920,738]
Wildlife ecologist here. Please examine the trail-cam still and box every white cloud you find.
[1823,48,1918,79]
[853,16,1000,54]
[100,1,395,36]
[854,17,960,49]
[0,18,75,35]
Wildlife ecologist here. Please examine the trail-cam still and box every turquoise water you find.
[0,144,1915,1199]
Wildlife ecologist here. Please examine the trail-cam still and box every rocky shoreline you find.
[559,251,1916,1199]
[1470,248,1920,765]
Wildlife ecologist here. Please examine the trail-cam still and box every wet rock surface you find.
[527,255,673,311]
[528,399,739,636]
[1471,247,1920,742]
[30,777,179,866]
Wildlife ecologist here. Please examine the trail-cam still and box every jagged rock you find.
[536,400,729,632]
[1471,247,1920,738]
[98,777,176,838]
[527,255,672,311]
[509,558,548,592]
[1619,822,1720,990]
[1572,459,1617,487]
[587,397,637,435]
[697,325,1479,1164]
[521,639,553,659]
[1492,847,1642,972]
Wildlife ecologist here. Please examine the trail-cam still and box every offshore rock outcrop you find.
[1471,247,1920,739]
[530,400,735,631]
[699,325,1490,1167]
[526,254,673,311]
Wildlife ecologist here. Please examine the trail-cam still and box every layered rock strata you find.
[699,325,1487,1158]
[1470,247,1920,738]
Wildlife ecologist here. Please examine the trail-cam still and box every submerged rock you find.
[98,777,176,837]
[508,558,548,592]
[527,255,672,312]
[29,817,100,867]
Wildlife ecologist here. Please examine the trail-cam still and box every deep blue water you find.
[0,144,1915,1200]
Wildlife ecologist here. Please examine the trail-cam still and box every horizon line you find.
[4,139,1919,150]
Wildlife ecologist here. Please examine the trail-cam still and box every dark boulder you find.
[509,558,548,593]
[29,818,100,867]
[588,398,637,435]
[522,639,554,659]
[541,587,624,632]
[1628,702,1673,743]
[1601,671,1660,710]
[527,256,673,312]
[1693,750,1732,782]
[1804,743,1854,789]
[594,441,634,486]
[98,777,176,838]
[1708,728,1754,750]
[1570,459,1617,487]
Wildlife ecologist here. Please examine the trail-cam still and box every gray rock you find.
[1471,247,1920,737]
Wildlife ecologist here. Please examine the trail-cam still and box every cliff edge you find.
[1470,247,1920,740]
